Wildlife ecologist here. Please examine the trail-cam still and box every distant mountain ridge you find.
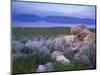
[13,13,96,25]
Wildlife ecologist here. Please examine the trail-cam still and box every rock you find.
[71,25,87,35]
[36,62,54,72]
[36,65,46,72]
[56,55,70,65]
[71,25,95,45]
[51,51,64,59]
[82,32,95,45]
[51,51,70,65]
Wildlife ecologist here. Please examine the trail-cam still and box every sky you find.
[12,1,96,28]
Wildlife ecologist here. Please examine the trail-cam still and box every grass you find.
[12,27,95,40]
[12,53,38,74]
[12,27,71,40]
[54,54,91,71]
[12,52,91,74]
[12,27,95,35]
[12,53,51,74]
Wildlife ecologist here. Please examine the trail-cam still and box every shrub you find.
[12,40,24,53]
[74,44,96,68]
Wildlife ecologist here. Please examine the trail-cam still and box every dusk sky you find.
[12,1,96,28]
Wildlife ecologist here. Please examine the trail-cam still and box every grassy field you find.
[12,27,96,74]
[12,27,95,40]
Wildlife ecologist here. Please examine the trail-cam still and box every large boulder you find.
[51,51,70,65]
[55,55,70,65]
[71,25,86,35]
[51,51,64,59]
[71,25,95,51]
[71,25,95,44]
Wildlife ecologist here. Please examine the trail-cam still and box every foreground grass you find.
[12,53,50,74]
[12,53,91,74]
[54,54,91,71]
[12,53,38,74]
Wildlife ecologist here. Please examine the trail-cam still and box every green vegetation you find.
[12,53,38,74]
[12,27,95,35]
[12,27,71,40]
[12,53,51,74]
[54,54,90,71]
[12,27,95,40]
[12,53,91,74]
